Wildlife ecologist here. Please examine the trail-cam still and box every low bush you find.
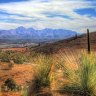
[2,78,17,91]
[0,51,27,64]
[12,52,27,64]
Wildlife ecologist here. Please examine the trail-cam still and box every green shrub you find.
[0,51,27,64]
[12,53,27,64]
[0,52,10,62]
[3,78,17,91]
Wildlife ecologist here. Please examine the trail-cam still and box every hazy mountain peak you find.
[0,27,77,43]
[16,26,26,30]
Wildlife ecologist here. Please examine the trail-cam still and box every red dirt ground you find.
[1,48,27,53]
[0,62,35,96]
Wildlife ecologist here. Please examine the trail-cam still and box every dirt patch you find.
[0,62,34,86]
[1,92,21,96]
[1,48,27,53]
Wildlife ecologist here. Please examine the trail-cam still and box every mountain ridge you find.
[0,26,77,43]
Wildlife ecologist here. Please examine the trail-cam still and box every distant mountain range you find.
[0,26,77,43]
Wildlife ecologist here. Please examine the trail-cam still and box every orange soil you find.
[0,62,34,86]
[1,92,21,96]
[1,48,27,53]
[0,62,35,96]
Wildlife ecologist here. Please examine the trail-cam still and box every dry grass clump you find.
[28,54,53,96]
[34,55,52,88]
[59,52,96,96]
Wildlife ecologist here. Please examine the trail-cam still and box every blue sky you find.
[0,0,29,3]
[0,0,96,33]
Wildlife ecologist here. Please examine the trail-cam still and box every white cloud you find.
[0,22,21,29]
[0,0,96,32]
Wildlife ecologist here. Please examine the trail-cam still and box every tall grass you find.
[28,54,53,96]
[35,55,52,88]
[59,52,96,96]
[80,53,96,96]
[21,86,29,96]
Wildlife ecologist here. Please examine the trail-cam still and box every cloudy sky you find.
[0,0,96,33]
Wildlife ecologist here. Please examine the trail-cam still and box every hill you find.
[32,32,96,54]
